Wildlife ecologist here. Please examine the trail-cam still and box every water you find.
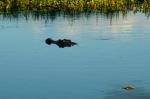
[0,11,150,99]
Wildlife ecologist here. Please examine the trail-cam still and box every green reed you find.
[0,0,149,13]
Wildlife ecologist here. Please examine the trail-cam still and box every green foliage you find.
[0,0,149,13]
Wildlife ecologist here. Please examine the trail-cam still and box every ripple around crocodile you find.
[95,37,113,41]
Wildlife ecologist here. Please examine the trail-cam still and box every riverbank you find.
[0,0,149,13]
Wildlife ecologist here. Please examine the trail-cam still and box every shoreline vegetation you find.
[0,0,149,13]
[0,0,149,20]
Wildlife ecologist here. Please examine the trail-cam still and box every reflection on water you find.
[0,11,150,99]
[0,10,149,23]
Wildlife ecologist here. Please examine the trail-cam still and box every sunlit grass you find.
[0,0,149,13]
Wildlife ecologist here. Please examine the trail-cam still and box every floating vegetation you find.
[0,0,149,13]
[122,85,136,91]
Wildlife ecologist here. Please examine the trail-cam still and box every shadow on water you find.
[104,87,150,99]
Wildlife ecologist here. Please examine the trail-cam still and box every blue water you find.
[0,12,150,99]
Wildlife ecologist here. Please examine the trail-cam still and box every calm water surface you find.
[0,12,150,99]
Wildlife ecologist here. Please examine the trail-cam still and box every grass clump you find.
[0,0,149,13]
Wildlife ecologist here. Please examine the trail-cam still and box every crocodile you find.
[45,38,77,48]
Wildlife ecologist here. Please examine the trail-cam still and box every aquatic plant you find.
[122,85,135,91]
